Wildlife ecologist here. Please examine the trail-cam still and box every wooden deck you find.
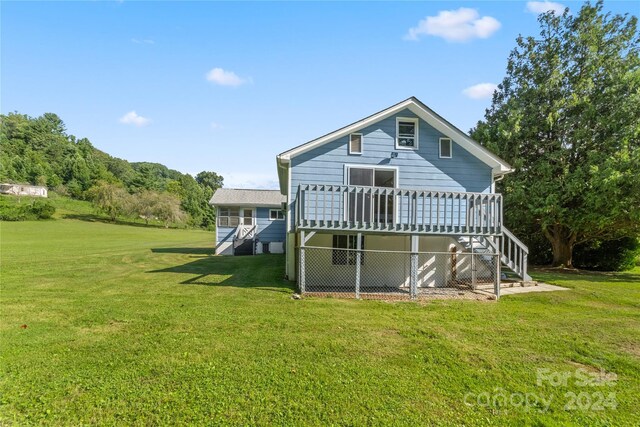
[295,184,503,237]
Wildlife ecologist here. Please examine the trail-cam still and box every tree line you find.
[0,112,223,228]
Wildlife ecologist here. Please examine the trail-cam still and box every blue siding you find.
[216,226,235,245]
[291,109,492,194]
[289,109,493,228]
[256,207,286,242]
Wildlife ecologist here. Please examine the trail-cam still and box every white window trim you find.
[348,133,363,155]
[439,137,452,159]
[269,209,284,221]
[395,117,419,150]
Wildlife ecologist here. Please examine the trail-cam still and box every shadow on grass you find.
[148,252,294,293]
[151,247,214,255]
[531,267,640,284]
[63,213,177,230]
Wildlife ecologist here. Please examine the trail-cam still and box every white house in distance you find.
[0,183,48,198]
[209,188,286,256]
[275,97,531,299]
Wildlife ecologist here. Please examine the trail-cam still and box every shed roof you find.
[209,188,285,208]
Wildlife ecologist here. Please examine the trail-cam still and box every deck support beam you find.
[410,235,419,299]
[303,231,315,245]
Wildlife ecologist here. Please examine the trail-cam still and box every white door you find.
[241,208,254,226]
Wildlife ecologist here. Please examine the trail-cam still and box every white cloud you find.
[526,1,567,15]
[119,111,151,127]
[206,68,249,87]
[462,83,498,99]
[131,38,154,45]
[405,8,501,42]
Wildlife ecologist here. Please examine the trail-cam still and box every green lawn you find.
[1,219,639,426]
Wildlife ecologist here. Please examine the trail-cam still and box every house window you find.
[349,133,363,155]
[439,138,452,158]
[269,209,284,220]
[332,235,364,265]
[346,166,396,223]
[218,207,240,227]
[396,118,418,149]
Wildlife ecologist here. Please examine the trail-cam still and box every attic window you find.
[396,118,418,149]
[439,138,452,158]
[349,133,362,155]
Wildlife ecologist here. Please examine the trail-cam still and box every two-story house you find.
[276,97,530,299]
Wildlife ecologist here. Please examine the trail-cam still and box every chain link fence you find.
[299,247,500,300]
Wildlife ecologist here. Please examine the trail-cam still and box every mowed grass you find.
[1,219,639,426]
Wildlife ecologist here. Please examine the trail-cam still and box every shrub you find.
[0,197,56,221]
[30,200,55,219]
[574,237,640,272]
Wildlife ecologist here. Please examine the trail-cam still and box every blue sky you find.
[2,1,636,188]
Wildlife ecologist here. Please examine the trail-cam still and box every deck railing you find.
[295,184,503,236]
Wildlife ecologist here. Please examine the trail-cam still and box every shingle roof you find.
[209,188,285,207]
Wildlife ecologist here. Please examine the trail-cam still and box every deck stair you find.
[457,226,531,281]
[233,225,257,256]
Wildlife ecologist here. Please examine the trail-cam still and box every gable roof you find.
[209,188,285,208]
[276,96,513,176]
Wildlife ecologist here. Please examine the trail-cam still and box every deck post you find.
[410,235,419,299]
[355,232,362,299]
[470,236,477,290]
[494,253,501,300]
[299,231,306,294]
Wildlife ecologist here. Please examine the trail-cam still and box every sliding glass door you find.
[347,167,396,224]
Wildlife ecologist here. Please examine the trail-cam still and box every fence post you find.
[494,254,501,300]
[299,231,306,294]
[355,232,362,299]
[410,235,419,299]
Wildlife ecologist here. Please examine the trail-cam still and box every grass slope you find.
[1,219,639,425]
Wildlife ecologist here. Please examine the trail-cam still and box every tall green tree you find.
[471,1,640,267]
[195,171,224,192]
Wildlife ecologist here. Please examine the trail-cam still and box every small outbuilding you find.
[209,188,286,256]
[0,184,48,198]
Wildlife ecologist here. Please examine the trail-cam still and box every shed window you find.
[269,209,284,220]
[332,235,364,265]
[396,118,418,149]
[349,133,362,155]
[439,138,452,158]
[218,207,240,227]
